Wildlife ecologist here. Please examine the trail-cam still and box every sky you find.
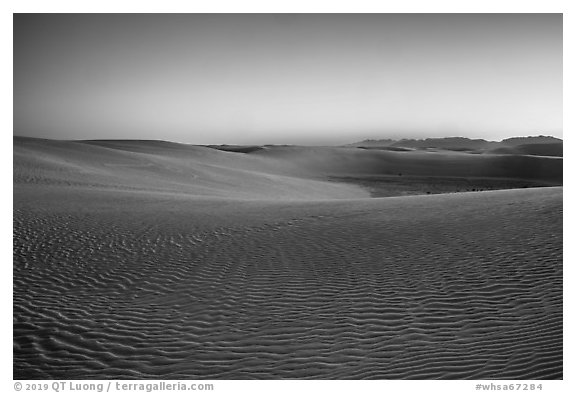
[13,13,563,145]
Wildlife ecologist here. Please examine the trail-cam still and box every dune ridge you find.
[13,137,563,379]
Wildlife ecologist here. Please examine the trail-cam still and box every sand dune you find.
[14,137,369,200]
[15,137,562,199]
[13,137,563,379]
[251,145,562,182]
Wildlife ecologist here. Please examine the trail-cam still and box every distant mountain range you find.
[345,136,563,156]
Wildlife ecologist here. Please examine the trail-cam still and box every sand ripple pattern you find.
[14,188,562,379]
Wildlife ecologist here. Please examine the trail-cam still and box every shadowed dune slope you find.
[250,146,562,182]
[13,186,562,379]
[488,143,563,158]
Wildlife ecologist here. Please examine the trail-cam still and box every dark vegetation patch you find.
[356,146,412,152]
[206,145,264,154]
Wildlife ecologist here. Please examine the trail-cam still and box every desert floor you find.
[13,138,562,379]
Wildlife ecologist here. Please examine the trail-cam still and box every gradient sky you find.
[13,14,562,145]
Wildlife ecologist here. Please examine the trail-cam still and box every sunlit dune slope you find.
[13,137,368,200]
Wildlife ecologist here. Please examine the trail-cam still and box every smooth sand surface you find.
[13,138,562,379]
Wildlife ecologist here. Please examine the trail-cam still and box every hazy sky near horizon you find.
[14,14,562,145]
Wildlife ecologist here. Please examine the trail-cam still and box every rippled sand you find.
[13,138,563,379]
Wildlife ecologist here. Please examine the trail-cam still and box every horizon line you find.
[12,133,564,146]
